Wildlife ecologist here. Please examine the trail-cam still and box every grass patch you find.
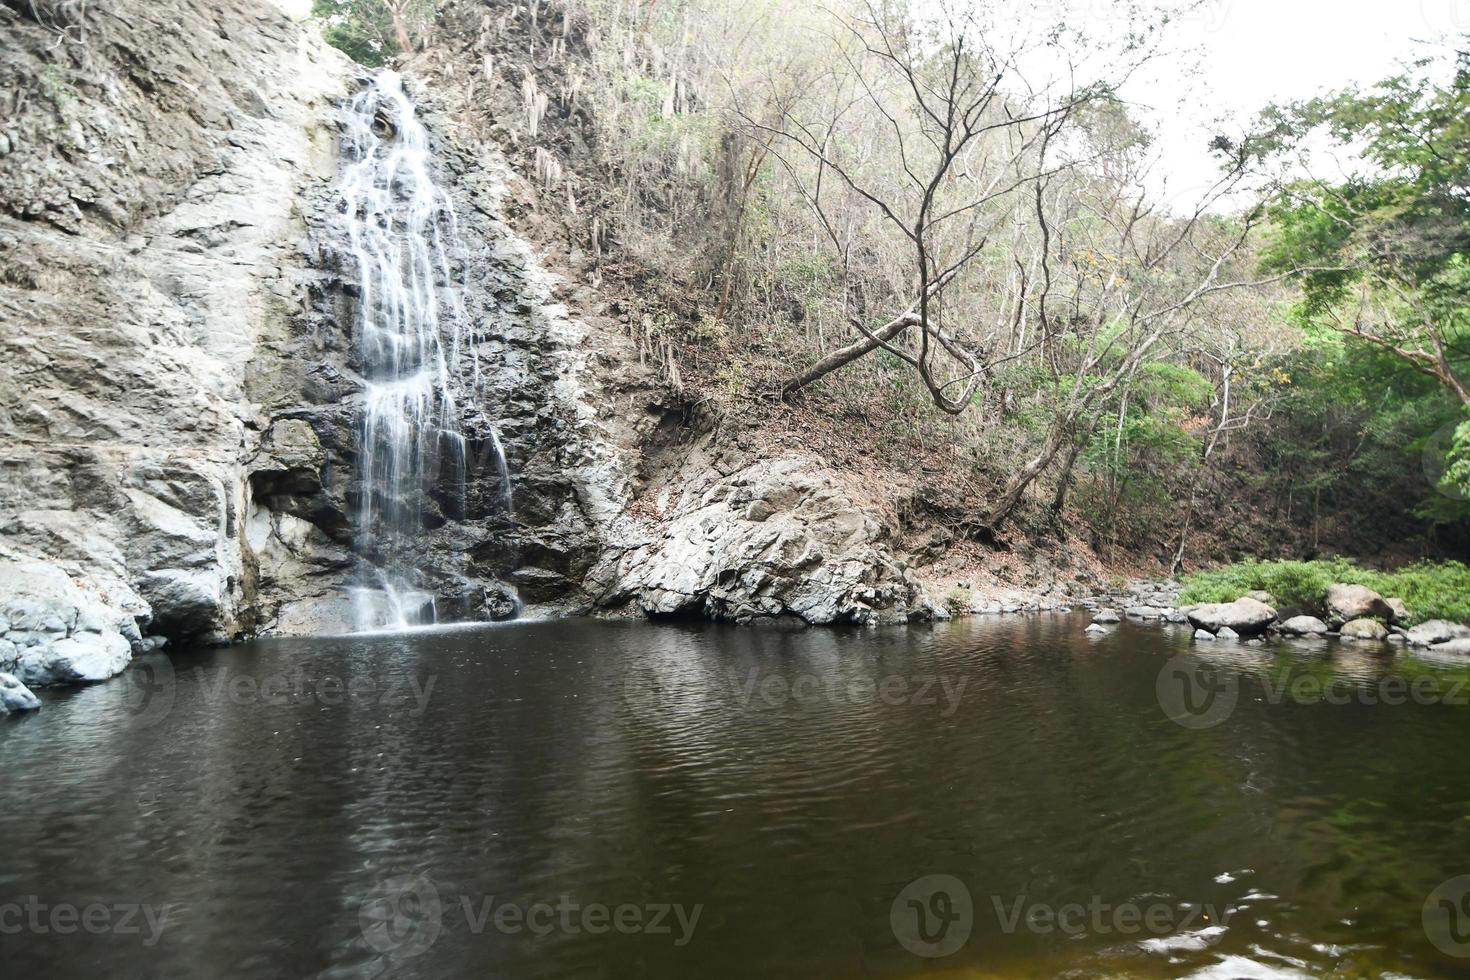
[1178,559,1470,624]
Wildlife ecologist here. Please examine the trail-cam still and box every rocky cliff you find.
[0,0,352,685]
[0,0,957,696]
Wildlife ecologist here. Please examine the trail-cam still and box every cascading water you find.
[337,70,510,631]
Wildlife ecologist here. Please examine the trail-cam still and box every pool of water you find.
[4,614,1470,977]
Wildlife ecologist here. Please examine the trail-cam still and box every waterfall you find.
[337,70,506,631]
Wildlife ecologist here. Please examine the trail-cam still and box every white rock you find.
[1276,615,1329,637]
[0,672,41,715]
[1187,597,1277,637]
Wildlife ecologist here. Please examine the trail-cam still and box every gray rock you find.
[0,672,41,715]
[1245,590,1275,605]
[0,559,135,687]
[1403,620,1470,647]
[1187,597,1277,637]
[605,456,928,625]
[1276,615,1330,637]
[1085,623,1109,635]
[1126,606,1164,620]
[1194,628,1216,642]
[1340,618,1389,641]
[1384,597,1410,624]
[1429,638,1470,657]
[1093,609,1122,624]
[10,632,132,688]
[1325,584,1392,627]
[1165,610,1190,624]
[1216,626,1240,640]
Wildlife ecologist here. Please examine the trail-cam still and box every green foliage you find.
[312,0,434,67]
[1179,558,1470,623]
[1259,45,1470,410]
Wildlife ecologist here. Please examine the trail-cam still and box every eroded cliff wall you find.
[0,0,356,684]
[0,0,957,696]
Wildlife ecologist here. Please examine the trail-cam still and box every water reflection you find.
[2,616,1470,977]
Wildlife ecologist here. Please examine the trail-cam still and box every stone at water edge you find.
[1276,615,1330,637]
[1340,618,1390,641]
[1085,623,1109,635]
[1,559,137,688]
[1429,638,1470,657]
[1093,609,1122,624]
[1245,590,1275,605]
[0,672,41,715]
[1194,629,1216,642]
[1216,626,1240,640]
[1126,606,1165,620]
[1384,597,1409,624]
[1403,620,1470,647]
[1186,596,1277,637]
[1324,584,1392,628]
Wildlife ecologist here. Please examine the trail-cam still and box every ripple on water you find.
[3,615,1470,977]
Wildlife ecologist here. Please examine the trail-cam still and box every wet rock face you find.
[598,448,934,625]
[265,74,648,630]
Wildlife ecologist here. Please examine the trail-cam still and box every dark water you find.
[5,615,1470,978]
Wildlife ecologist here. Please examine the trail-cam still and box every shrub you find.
[1178,559,1470,624]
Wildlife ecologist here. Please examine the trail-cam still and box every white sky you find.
[1127,0,1467,197]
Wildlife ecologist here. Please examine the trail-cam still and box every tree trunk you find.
[1049,436,1084,515]
[986,414,1074,528]
[389,2,414,55]
[781,312,919,398]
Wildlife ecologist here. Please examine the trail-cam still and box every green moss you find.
[1179,559,1470,624]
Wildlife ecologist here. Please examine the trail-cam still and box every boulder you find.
[0,559,134,687]
[1403,620,1470,647]
[1126,606,1164,620]
[1340,618,1389,641]
[1325,584,1392,627]
[608,456,929,625]
[1245,590,1275,605]
[1216,626,1240,640]
[1187,597,1277,637]
[1194,628,1216,642]
[1276,615,1330,637]
[1384,597,1409,624]
[1084,623,1109,635]
[0,672,41,715]
[1429,638,1470,657]
[1093,609,1122,625]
